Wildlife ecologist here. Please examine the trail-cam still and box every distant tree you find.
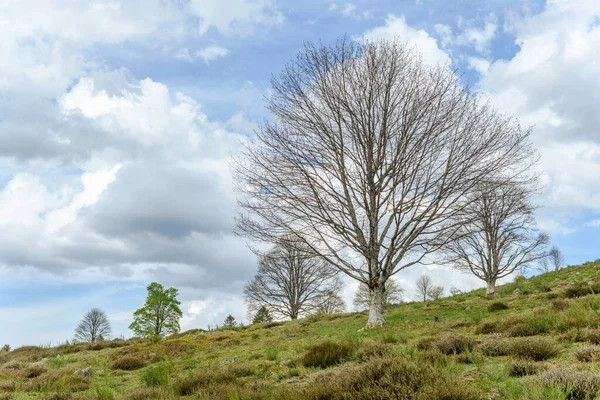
[449,287,463,296]
[548,246,565,271]
[0,344,9,352]
[251,306,273,324]
[223,315,237,329]
[353,279,403,311]
[314,290,346,314]
[129,282,182,338]
[444,181,548,295]
[428,286,444,301]
[244,236,341,320]
[416,275,434,302]
[74,308,112,343]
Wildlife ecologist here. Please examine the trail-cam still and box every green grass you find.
[0,260,600,399]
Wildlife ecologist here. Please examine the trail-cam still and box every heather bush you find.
[302,341,354,368]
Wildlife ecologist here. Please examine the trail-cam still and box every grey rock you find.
[513,288,521,295]
[279,359,293,366]
[74,367,91,378]
[287,378,301,383]
[219,356,240,365]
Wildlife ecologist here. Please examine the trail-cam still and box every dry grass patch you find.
[573,344,600,362]
[538,368,600,400]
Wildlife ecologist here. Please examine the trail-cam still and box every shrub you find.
[173,369,238,396]
[355,342,391,362]
[24,364,48,378]
[266,347,279,361]
[551,299,568,311]
[110,355,148,371]
[141,363,170,386]
[508,360,544,377]
[430,335,475,355]
[302,342,354,368]
[277,356,481,400]
[564,282,600,298]
[24,370,91,392]
[505,323,542,337]
[538,368,600,400]
[479,338,559,361]
[577,328,600,344]
[475,321,499,335]
[573,345,600,362]
[488,302,509,312]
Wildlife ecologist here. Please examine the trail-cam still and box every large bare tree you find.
[444,182,548,295]
[74,308,112,343]
[244,236,341,320]
[234,38,538,327]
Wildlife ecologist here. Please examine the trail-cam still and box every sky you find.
[1,0,599,348]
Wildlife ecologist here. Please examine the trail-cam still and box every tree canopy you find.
[129,282,182,338]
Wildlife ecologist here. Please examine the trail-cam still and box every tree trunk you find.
[486,279,497,296]
[366,284,386,327]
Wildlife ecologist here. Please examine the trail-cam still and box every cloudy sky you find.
[1,0,599,347]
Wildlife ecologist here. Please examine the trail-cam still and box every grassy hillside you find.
[2,261,600,400]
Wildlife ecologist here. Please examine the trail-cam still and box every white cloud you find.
[435,14,497,54]
[477,0,600,236]
[586,219,600,228]
[363,15,451,66]
[196,46,230,64]
[189,0,283,36]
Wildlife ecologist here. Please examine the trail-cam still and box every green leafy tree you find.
[129,282,182,338]
[252,306,273,324]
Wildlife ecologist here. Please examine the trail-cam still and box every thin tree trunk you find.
[486,279,497,296]
[366,285,385,327]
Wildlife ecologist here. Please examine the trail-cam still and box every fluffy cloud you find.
[478,0,600,230]
[189,0,283,35]
[362,15,451,66]
[196,46,231,64]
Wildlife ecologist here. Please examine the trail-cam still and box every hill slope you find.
[2,260,600,400]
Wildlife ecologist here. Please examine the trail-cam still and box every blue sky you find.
[1,0,599,347]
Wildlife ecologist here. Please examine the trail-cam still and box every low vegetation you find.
[0,261,599,399]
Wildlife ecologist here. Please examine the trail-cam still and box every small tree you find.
[548,246,565,271]
[244,236,341,320]
[74,308,112,343]
[223,315,237,329]
[450,287,462,296]
[129,282,182,338]
[444,182,548,295]
[428,286,444,301]
[416,275,434,302]
[0,344,9,352]
[252,306,273,324]
[353,279,403,311]
[314,290,346,314]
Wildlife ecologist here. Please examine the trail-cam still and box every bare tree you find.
[74,308,112,343]
[234,39,538,327]
[244,236,341,320]
[548,246,565,271]
[353,278,403,310]
[416,275,434,302]
[314,290,346,314]
[428,286,444,301]
[444,182,548,295]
